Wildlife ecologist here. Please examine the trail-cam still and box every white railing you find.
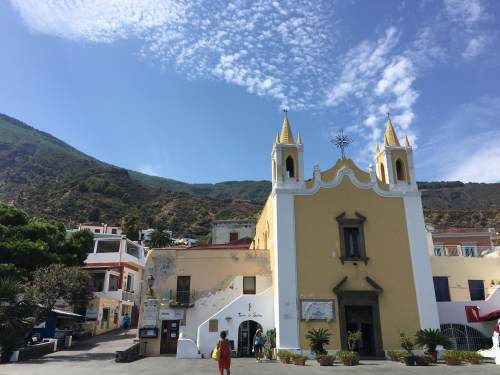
[431,245,499,257]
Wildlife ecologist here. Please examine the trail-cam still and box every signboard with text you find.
[85,308,98,321]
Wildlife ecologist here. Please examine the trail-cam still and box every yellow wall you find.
[90,297,120,335]
[321,158,371,184]
[294,174,421,350]
[254,194,275,285]
[431,256,500,301]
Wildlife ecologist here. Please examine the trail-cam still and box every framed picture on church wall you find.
[299,299,336,322]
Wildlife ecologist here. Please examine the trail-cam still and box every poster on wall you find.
[143,307,158,327]
[300,300,335,321]
[86,308,98,321]
[159,309,184,320]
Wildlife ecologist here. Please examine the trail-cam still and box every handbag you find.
[212,346,221,361]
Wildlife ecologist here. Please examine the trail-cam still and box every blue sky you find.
[0,0,499,184]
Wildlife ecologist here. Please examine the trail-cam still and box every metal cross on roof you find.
[331,129,354,159]
[283,109,288,117]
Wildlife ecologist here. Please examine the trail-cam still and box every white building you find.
[212,219,256,244]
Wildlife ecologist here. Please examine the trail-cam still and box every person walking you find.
[217,331,231,375]
[123,313,130,335]
[253,329,263,362]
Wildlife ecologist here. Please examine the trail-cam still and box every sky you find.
[0,0,499,184]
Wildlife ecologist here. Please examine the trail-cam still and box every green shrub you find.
[277,350,291,358]
[462,351,483,359]
[336,350,353,360]
[316,354,336,360]
[289,353,308,359]
[441,350,463,359]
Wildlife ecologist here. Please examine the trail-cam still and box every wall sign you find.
[209,319,218,332]
[159,309,184,320]
[143,307,158,327]
[86,308,98,321]
[238,312,263,318]
[299,299,336,322]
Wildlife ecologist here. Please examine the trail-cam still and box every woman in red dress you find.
[217,331,231,375]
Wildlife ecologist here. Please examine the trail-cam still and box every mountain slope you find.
[0,112,499,231]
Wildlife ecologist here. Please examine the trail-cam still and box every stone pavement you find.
[1,329,499,375]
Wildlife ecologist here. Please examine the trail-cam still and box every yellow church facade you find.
[254,117,440,357]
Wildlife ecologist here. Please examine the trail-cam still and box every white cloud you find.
[445,147,500,183]
[139,165,159,176]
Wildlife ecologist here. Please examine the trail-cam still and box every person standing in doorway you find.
[253,329,262,362]
[123,313,130,335]
[217,331,231,375]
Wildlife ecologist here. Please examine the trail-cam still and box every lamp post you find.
[147,275,155,295]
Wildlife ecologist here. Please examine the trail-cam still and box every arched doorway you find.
[238,320,263,356]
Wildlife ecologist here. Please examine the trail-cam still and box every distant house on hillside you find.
[78,223,122,235]
[212,219,256,244]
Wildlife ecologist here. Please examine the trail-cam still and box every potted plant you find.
[290,353,308,365]
[336,350,353,366]
[277,350,291,364]
[347,330,362,365]
[386,350,400,361]
[414,328,454,363]
[316,354,336,366]
[441,350,462,365]
[414,354,435,366]
[305,328,331,357]
[225,317,232,322]
[265,328,276,360]
[463,351,482,364]
[398,329,415,366]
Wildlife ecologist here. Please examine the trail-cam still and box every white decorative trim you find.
[276,166,421,198]
[432,233,492,238]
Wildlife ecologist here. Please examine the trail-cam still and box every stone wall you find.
[73,330,93,341]
[115,343,140,363]
[18,342,54,361]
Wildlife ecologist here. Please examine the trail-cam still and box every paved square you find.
[1,328,498,375]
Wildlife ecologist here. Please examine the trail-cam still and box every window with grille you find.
[243,277,256,294]
[230,233,238,242]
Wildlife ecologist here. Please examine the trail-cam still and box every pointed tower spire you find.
[384,118,401,147]
[280,117,295,144]
[404,135,410,147]
[276,133,280,144]
[376,143,380,154]
[297,133,302,144]
[384,134,389,147]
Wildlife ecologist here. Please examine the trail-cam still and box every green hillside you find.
[0,112,499,232]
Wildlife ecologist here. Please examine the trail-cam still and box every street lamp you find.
[147,275,155,295]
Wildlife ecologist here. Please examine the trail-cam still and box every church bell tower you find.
[375,117,417,192]
[272,116,305,191]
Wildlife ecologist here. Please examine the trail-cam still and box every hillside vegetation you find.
[0,113,499,233]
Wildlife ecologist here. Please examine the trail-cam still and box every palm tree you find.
[0,276,37,363]
[148,222,173,248]
[120,214,141,241]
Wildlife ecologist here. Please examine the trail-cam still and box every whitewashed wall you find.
[181,275,272,343]
[196,286,274,358]
[437,287,500,336]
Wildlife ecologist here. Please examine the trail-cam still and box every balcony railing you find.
[432,245,498,257]
[169,289,195,307]
[122,291,137,303]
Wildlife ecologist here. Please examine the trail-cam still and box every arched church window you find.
[396,159,406,181]
[380,164,386,183]
[286,156,295,178]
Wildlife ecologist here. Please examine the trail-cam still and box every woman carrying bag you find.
[215,331,231,375]
[252,329,263,363]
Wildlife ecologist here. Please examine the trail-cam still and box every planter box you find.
[468,358,480,365]
[390,356,399,361]
[351,354,360,365]
[445,358,461,366]
[404,356,415,366]
[318,359,334,366]
[342,359,352,366]
[292,358,306,365]
[280,357,290,364]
